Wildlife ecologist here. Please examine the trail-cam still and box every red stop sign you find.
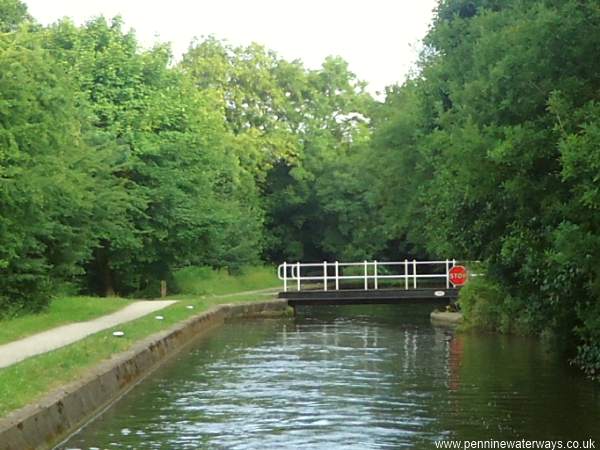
[448,265,468,286]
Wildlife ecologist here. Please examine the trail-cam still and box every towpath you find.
[0,300,176,369]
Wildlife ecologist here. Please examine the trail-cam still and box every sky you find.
[24,0,438,96]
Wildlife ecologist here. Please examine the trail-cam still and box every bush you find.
[458,277,515,333]
[572,301,600,379]
[0,274,52,319]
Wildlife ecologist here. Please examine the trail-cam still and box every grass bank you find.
[0,266,281,418]
[0,293,279,417]
[174,265,279,296]
[0,297,132,346]
[0,266,279,346]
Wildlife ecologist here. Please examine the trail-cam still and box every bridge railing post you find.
[364,260,368,290]
[413,259,417,289]
[445,259,450,289]
[404,259,408,290]
[335,261,339,291]
[323,261,327,292]
[283,261,287,292]
[297,261,301,291]
[374,260,378,290]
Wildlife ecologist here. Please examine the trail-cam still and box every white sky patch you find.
[24,0,438,96]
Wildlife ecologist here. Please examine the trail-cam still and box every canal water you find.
[59,304,600,449]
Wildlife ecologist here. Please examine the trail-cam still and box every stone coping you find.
[430,310,463,326]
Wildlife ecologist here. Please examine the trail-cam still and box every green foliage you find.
[261,58,375,262]
[1,9,371,312]
[0,0,30,32]
[573,301,600,380]
[181,38,375,262]
[0,28,113,314]
[173,265,279,296]
[360,0,600,376]
[458,277,527,334]
[45,19,264,296]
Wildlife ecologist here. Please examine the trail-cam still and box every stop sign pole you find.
[448,265,468,287]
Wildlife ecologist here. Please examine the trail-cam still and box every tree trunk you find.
[95,242,115,297]
[103,263,115,297]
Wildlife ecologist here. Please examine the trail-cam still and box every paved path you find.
[0,300,176,369]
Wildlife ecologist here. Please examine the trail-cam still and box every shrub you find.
[458,277,513,332]
[572,301,600,379]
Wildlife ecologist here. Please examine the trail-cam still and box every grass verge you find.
[173,265,280,296]
[0,291,279,418]
[0,296,132,346]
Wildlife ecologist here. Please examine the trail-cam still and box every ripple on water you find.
[58,305,600,449]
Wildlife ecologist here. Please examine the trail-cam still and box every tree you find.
[47,19,263,295]
[0,28,116,313]
[364,0,600,374]
[182,39,375,262]
[0,0,31,32]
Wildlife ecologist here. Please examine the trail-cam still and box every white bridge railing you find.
[277,260,459,292]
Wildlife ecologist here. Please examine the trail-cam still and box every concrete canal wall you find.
[0,299,289,450]
[430,310,463,326]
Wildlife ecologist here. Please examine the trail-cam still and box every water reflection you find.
[59,305,600,450]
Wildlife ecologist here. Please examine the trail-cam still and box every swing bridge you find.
[276,259,467,306]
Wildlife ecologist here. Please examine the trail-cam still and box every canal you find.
[58,304,600,449]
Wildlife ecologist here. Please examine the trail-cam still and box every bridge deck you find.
[279,288,459,306]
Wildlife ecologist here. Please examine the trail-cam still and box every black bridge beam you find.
[279,288,459,306]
